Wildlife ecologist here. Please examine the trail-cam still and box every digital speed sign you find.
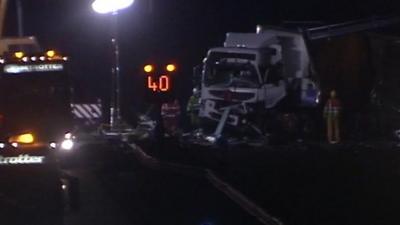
[147,75,170,92]
[144,64,176,93]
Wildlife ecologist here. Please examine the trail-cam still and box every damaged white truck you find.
[190,17,399,145]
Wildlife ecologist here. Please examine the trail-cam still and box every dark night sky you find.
[3,0,400,116]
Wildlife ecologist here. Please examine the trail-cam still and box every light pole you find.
[16,0,23,37]
[92,0,134,131]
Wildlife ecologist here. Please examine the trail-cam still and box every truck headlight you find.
[64,132,73,139]
[61,139,74,151]
[49,142,57,149]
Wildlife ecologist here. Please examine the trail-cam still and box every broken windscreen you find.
[204,52,260,87]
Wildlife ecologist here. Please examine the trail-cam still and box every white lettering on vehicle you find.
[0,154,45,165]
[4,64,64,74]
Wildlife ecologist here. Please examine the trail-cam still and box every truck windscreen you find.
[205,61,259,87]
[0,63,71,138]
[204,52,260,87]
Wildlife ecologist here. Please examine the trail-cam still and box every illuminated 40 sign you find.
[144,64,176,92]
[147,75,170,92]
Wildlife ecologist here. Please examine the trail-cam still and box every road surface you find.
[64,141,263,225]
[138,138,400,225]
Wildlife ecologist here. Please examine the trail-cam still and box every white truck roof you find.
[209,47,259,54]
[222,27,312,79]
[224,27,304,49]
[224,33,278,48]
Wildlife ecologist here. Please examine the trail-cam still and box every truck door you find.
[263,82,286,109]
[262,64,286,108]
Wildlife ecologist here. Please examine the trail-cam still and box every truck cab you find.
[200,27,320,129]
[0,50,72,144]
[0,49,77,225]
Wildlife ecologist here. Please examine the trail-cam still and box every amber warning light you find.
[144,64,154,73]
[9,133,35,144]
[166,64,176,72]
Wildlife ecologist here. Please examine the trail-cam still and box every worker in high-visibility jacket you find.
[187,88,201,128]
[323,90,341,144]
[161,99,181,136]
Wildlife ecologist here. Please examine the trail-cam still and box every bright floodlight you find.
[92,0,134,14]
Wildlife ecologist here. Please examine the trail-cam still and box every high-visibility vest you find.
[324,98,341,118]
[186,95,200,112]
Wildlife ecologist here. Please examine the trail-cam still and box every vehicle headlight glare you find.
[49,142,57,149]
[61,139,74,151]
[64,132,72,139]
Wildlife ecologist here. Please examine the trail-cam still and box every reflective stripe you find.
[71,104,103,125]
[90,104,102,115]
[83,104,98,118]
[72,108,84,119]
[74,105,92,119]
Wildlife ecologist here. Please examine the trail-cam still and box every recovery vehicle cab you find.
[0,48,78,225]
[0,1,78,224]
